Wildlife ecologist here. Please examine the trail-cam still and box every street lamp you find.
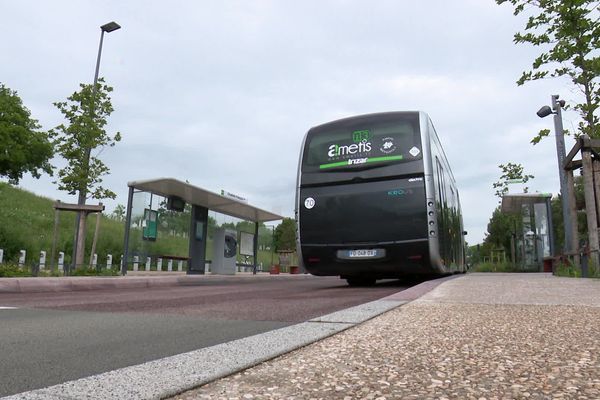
[93,22,121,91]
[72,21,121,269]
[536,94,574,255]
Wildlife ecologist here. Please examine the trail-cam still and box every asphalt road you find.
[0,275,413,397]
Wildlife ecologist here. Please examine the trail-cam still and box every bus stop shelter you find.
[501,193,555,271]
[122,178,283,275]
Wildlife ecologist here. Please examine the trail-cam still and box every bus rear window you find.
[303,116,422,172]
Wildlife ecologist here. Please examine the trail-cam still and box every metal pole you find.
[73,29,106,268]
[551,95,575,255]
[122,186,134,276]
[271,225,274,267]
[253,222,259,274]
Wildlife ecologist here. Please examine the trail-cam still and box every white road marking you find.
[0,306,18,309]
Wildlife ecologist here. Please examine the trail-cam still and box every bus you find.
[295,111,466,286]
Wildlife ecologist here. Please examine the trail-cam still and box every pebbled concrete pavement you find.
[173,273,600,400]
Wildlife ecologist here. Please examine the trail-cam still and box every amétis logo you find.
[327,130,372,158]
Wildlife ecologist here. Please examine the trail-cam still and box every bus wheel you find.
[346,277,376,287]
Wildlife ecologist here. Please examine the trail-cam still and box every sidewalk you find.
[173,273,600,399]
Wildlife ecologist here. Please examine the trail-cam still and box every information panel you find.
[239,231,255,256]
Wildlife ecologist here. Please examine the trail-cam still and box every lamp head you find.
[536,105,553,118]
[101,21,121,33]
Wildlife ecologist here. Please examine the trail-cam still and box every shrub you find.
[555,259,600,279]
[71,267,119,276]
[0,263,32,277]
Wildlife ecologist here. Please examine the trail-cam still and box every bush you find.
[554,259,600,279]
[71,267,119,276]
[0,263,32,277]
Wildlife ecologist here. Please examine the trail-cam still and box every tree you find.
[51,78,121,200]
[0,83,54,184]
[51,78,121,266]
[273,218,296,251]
[157,201,191,237]
[110,204,126,221]
[492,162,535,198]
[483,206,519,253]
[496,0,600,143]
[550,175,588,250]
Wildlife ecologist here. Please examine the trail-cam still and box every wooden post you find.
[76,210,87,268]
[89,204,102,267]
[581,144,599,266]
[566,170,580,265]
[593,160,600,227]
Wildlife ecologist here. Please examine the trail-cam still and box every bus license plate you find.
[348,249,377,258]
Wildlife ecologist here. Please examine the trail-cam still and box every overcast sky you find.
[1,0,583,244]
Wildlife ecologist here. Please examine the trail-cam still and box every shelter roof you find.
[501,193,552,214]
[128,178,283,223]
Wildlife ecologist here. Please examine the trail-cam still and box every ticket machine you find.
[212,228,237,274]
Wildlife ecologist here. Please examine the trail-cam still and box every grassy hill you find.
[0,182,278,269]
[0,182,126,266]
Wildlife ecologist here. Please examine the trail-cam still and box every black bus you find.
[295,111,466,286]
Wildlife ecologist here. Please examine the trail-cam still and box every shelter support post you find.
[188,205,208,274]
[581,146,599,266]
[253,222,259,274]
[511,219,517,268]
[122,186,134,276]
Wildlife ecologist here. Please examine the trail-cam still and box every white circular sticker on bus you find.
[304,197,316,209]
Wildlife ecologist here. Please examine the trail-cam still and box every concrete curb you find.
[0,274,313,294]
[3,276,455,400]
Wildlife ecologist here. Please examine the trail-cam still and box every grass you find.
[0,263,63,277]
[470,262,523,273]
[70,267,120,276]
[472,259,600,279]
[0,263,32,277]
[554,259,600,279]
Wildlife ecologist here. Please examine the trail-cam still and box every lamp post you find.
[72,21,121,270]
[536,94,576,256]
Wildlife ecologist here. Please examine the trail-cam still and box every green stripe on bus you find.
[319,161,349,169]
[319,155,404,169]
[366,155,403,163]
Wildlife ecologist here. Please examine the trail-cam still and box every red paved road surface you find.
[0,275,415,322]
